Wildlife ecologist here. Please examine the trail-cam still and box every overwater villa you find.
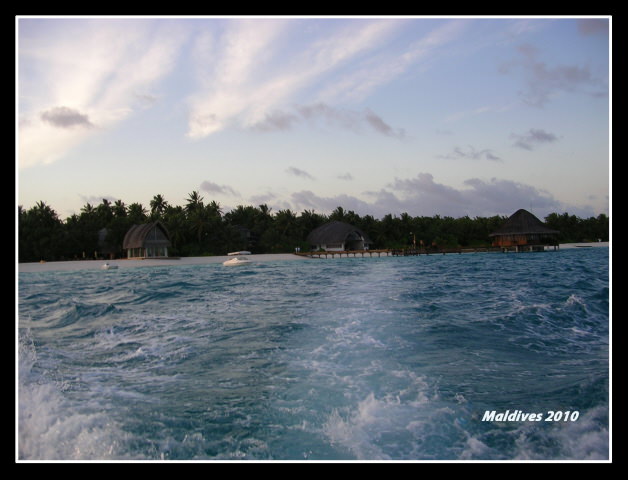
[306,221,372,252]
[489,209,560,252]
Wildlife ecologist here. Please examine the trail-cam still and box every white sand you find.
[18,253,310,273]
[559,242,609,249]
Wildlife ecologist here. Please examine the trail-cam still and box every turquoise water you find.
[18,248,610,461]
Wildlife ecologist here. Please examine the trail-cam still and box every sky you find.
[17,16,611,221]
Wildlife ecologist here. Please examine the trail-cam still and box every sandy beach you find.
[18,253,310,273]
[17,242,608,273]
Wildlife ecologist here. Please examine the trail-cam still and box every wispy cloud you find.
[186,18,468,140]
[18,18,469,166]
[186,18,407,139]
[501,43,607,107]
[437,145,502,162]
[252,103,405,139]
[200,180,240,197]
[286,167,315,180]
[511,128,559,150]
[317,19,469,104]
[18,18,188,167]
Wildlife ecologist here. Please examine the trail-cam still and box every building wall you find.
[491,234,557,247]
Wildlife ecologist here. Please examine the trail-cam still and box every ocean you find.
[17,248,610,461]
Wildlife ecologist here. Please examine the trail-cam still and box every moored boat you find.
[223,256,252,266]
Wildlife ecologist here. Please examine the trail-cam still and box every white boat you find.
[227,251,251,256]
[223,256,252,266]
[101,263,118,270]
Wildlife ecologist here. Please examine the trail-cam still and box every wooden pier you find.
[295,245,558,259]
[295,249,393,259]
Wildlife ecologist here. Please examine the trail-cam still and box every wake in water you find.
[18,250,609,461]
[18,329,130,460]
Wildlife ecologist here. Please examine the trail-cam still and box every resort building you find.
[306,221,372,252]
[123,221,171,258]
[489,209,559,251]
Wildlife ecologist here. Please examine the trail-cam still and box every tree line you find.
[18,192,609,262]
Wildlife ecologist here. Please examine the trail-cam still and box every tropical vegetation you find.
[18,193,610,262]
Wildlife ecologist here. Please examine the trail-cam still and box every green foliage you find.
[17,194,610,262]
[544,212,609,243]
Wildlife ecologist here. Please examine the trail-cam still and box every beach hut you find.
[306,221,372,252]
[123,221,171,258]
[489,209,559,251]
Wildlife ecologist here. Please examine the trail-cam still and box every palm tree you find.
[163,206,187,254]
[81,203,95,216]
[113,200,127,218]
[150,194,169,219]
[127,203,148,224]
[96,199,114,225]
[206,200,222,219]
[188,206,211,248]
[19,201,65,261]
[185,191,204,214]
[329,206,346,222]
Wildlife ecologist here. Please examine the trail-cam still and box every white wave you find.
[322,393,392,460]
[17,330,131,460]
[512,405,609,460]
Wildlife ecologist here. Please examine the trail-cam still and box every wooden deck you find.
[295,249,393,259]
[296,245,559,259]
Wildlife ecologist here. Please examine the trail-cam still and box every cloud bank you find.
[277,172,594,219]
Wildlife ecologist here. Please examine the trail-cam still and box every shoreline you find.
[17,253,310,273]
[17,242,609,273]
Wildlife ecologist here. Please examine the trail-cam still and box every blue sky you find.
[17,16,610,220]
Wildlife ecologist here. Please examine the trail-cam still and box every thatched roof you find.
[489,209,559,237]
[306,221,372,245]
[123,221,171,249]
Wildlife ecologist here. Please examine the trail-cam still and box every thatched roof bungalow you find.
[306,221,372,252]
[489,209,559,251]
[123,221,171,258]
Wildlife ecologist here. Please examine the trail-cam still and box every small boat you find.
[227,251,252,256]
[223,256,252,266]
[101,263,119,270]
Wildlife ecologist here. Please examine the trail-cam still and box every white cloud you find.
[186,18,417,139]
[18,19,188,168]
[317,19,469,104]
